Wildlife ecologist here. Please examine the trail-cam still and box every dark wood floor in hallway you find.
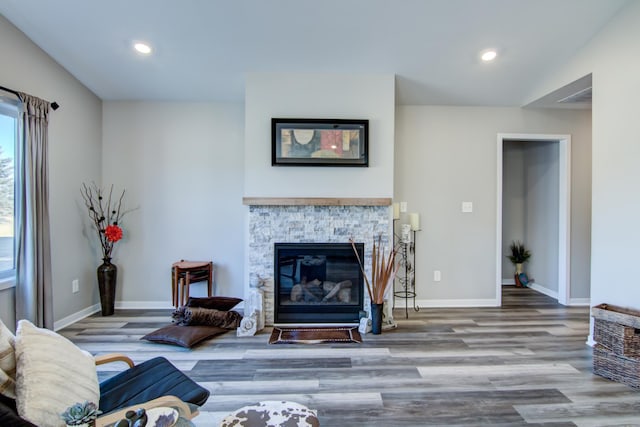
[61,287,640,426]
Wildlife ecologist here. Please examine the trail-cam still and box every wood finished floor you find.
[60,287,640,426]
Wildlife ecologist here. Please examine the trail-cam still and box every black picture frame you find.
[272,118,369,167]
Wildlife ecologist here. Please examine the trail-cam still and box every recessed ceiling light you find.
[133,42,152,55]
[481,49,497,62]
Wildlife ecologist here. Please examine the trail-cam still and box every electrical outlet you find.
[434,270,441,282]
[400,202,407,213]
[72,279,79,293]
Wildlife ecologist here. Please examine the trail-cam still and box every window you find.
[0,99,18,282]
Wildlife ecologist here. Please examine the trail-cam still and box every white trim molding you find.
[527,282,558,299]
[115,301,175,309]
[53,304,100,331]
[0,277,15,291]
[569,298,591,306]
[54,301,175,330]
[496,133,572,306]
[397,298,499,308]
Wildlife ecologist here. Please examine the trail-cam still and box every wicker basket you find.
[594,319,640,357]
[593,344,640,388]
[592,304,640,327]
[592,304,640,357]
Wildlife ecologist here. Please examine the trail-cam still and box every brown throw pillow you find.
[186,296,242,311]
[172,307,242,329]
[141,324,227,348]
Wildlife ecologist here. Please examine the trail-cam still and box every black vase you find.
[97,258,117,316]
[371,303,384,335]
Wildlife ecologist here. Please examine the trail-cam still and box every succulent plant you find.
[60,401,102,426]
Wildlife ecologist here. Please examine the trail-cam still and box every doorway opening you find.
[496,133,571,306]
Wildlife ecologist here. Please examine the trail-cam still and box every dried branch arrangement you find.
[351,235,398,304]
[81,182,126,260]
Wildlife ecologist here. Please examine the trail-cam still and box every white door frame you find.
[496,133,571,306]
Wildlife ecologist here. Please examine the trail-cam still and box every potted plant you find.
[507,241,531,285]
[60,401,102,427]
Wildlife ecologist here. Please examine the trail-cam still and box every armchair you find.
[94,353,209,424]
[1,350,209,426]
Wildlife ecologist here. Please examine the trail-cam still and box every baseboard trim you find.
[54,301,177,330]
[115,301,174,309]
[569,298,591,306]
[527,282,558,299]
[395,298,499,308]
[504,284,589,307]
[53,304,101,331]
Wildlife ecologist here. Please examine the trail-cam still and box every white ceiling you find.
[0,0,630,106]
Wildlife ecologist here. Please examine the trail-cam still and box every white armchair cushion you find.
[15,320,99,427]
[0,319,16,398]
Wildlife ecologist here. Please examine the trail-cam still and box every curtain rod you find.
[0,84,59,110]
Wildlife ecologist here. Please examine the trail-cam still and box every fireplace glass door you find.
[274,242,364,323]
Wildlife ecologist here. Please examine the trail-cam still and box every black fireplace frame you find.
[274,242,364,324]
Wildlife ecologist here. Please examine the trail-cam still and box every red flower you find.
[105,225,123,243]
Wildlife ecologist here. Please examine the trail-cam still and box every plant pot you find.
[515,263,523,275]
[97,258,117,316]
[371,303,383,335]
[514,273,522,287]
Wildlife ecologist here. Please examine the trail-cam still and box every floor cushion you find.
[141,324,228,348]
[220,401,319,427]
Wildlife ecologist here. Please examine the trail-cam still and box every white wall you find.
[0,15,102,329]
[502,141,561,295]
[527,1,640,311]
[0,287,15,331]
[244,73,395,198]
[502,141,526,279]
[1,7,607,326]
[524,141,559,293]
[102,102,245,305]
[395,106,591,305]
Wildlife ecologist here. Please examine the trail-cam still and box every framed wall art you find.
[271,118,368,167]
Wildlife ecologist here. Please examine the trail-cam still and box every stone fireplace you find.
[245,198,391,326]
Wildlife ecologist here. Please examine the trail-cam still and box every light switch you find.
[462,202,473,213]
[400,202,407,213]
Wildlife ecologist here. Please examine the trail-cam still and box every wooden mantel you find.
[242,197,392,206]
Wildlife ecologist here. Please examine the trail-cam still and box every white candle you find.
[393,203,400,220]
[409,213,420,231]
[401,224,411,243]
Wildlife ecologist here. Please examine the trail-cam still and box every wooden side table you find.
[172,260,213,307]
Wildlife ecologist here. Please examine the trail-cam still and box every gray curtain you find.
[15,93,52,329]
